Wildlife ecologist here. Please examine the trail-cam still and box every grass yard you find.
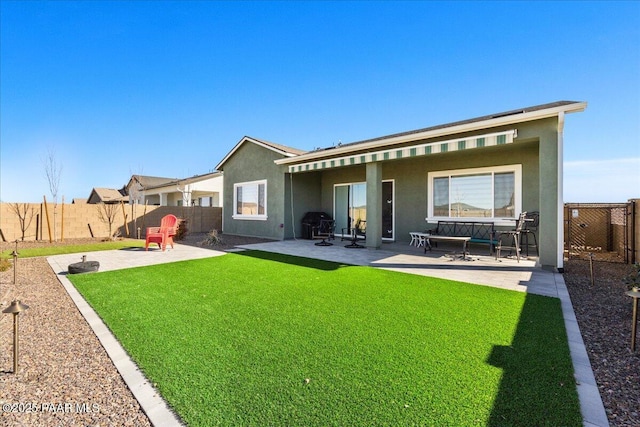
[69,251,581,426]
[1,239,146,258]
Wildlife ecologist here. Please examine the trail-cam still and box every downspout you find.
[557,111,565,272]
[290,172,297,240]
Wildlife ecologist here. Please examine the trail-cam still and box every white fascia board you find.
[180,172,223,186]
[274,102,587,165]
[216,136,299,171]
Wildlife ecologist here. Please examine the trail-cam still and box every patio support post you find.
[556,112,565,271]
[539,118,562,271]
[366,162,382,249]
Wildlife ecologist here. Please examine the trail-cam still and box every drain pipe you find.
[290,173,297,240]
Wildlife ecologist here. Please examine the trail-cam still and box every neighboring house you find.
[126,173,223,207]
[217,101,587,271]
[87,187,128,204]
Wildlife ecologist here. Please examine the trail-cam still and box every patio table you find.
[423,234,472,261]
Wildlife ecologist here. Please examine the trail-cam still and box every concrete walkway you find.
[48,240,609,427]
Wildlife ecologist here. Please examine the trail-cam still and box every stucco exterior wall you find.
[288,171,322,239]
[311,127,541,244]
[285,118,560,267]
[221,142,290,240]
[219,113,575,270]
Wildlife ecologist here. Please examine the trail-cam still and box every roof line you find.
[216,136,305,170]
[142,171,223,191]
[275,101,587,165]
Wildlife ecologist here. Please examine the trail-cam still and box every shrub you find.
[200,229,223,246]
[0,258,12,272]
[175,219,188,241]
[624,263,640,291]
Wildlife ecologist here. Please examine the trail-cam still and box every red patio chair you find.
[145,214,178,251]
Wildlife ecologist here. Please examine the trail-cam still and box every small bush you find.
[0,258,12,272]
[624,263,640,290]
[200,229,223,246]
[175,220,188,241]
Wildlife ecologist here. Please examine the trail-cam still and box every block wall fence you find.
[0,203,222,242]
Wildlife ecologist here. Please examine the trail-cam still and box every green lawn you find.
[69,251,581,427]
[1,239,146,259]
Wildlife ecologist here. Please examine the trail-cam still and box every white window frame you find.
[332,179,395,241]
[233,179,268,220]
[427,164,522,226]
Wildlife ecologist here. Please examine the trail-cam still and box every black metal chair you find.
[520,211,539,257]
[495,211,527,262]
[312,219,336,246]
[344,219,366,248]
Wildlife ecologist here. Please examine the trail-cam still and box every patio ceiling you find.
[286,129,517,173]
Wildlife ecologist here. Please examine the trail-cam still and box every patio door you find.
[334,181,394,240]
[382,180,394,239]
[334,183,366,237]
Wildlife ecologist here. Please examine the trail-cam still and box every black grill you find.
[301,211,332,239]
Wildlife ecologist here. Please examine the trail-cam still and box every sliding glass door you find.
[334,183,366,236]
[334,181,394,240]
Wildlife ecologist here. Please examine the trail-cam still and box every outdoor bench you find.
[424,220,497,255]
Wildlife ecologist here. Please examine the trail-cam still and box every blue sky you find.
[1,1,638,203]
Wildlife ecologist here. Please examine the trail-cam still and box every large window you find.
[428,165,521,221]
[233,180,267,220]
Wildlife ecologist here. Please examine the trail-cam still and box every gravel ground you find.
[0,234,268,427]
[0,242,153,426]
[563,259,639,426]
[0,236,638,426]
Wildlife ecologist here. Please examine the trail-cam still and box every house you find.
[87,187,128,204]
[216,101,587,271]
[125,173,223,207]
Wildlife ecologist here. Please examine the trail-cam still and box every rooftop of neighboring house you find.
[88,187,128,204]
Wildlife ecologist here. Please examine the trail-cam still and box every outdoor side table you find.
[626,290,640,352]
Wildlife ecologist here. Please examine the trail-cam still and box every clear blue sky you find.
[1,0,639,203]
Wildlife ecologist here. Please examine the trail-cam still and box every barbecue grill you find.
[301,212,333,239]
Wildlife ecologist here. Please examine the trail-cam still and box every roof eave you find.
[216,136,301,171]
[275,101,587,165]
[143,172,223,191]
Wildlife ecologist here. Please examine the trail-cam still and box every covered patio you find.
[234,237,561,297]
